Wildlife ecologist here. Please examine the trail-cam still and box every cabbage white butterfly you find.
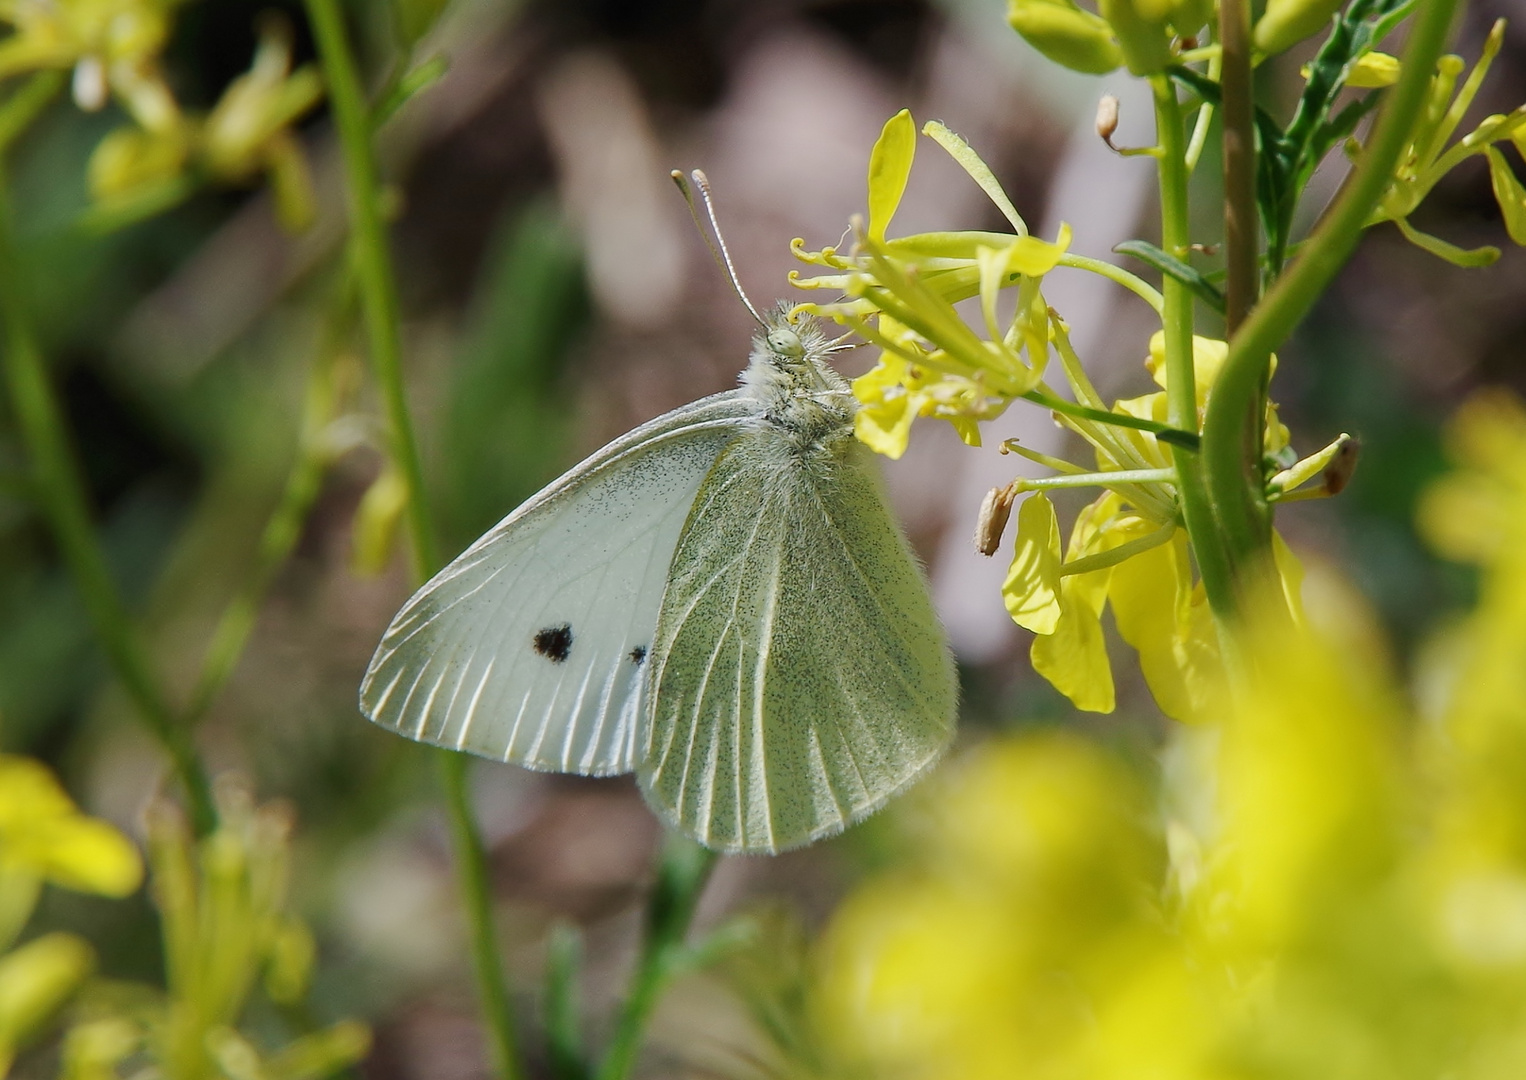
[359,174,956,853]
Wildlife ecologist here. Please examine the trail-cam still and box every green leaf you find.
[1114,240,1226,313]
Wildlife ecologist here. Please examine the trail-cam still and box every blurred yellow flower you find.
[0,756,141,949]
[61,783,370,1080]
[814,388,1526,1080]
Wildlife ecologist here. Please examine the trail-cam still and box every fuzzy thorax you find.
[742,308,856,454]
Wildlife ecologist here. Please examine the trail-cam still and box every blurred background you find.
[1,0,1522,1075]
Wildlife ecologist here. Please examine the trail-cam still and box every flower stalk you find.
[302,3,522,1077]
[1200,0,1462,595]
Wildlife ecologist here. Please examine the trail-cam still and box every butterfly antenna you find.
[670,168,766,327]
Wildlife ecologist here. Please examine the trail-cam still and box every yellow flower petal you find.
[29,817,142,898]
[867,110,916,243]
[1031,578,1115,712]
[1004,493,1063,634]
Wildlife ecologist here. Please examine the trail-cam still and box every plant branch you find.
[1199,0,1460,585]
[596,839,719,1080]
[1218,0,1258,334]
[304,3,522,1077]
[0,169,215,835]
[1151,76,1236,616]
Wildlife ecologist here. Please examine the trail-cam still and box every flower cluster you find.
[1366,19,1526,266]
[0,755,141,1078]
[63,784,370,1080]
[814,391,1526,1079]
[0,3,323,231]
[792,112,1337,720]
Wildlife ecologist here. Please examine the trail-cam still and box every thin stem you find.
[304,3,523,1078]
[440,752,523,1080]
[1218,0,1258,335]
[596,839,719,1080]
[305,0,437,581]
[1200,0,1460,588]
[1151,76,1236,618]
[1016,467,1176,489]
[0,172,215,835]
[1185,50,1222,174]
[1056,253,1164,312]
[186,284,353,725]
[1060,523,1177,576]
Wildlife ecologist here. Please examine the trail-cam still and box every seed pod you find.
[1007,0,1123,75]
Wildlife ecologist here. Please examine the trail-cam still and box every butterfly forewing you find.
[360,392,759,774]
[638,437,957,853]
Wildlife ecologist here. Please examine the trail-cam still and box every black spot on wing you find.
[534,624,573,663]
[629,645,647,665]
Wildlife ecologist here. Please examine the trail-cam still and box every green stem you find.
[0,173,215,835]
[1199,0,1459,587]
[1151,76,1236,618]
[596,839,718,1080]
[304,3,522,1077]
[1056,253,1164,312]
[440,752,523,1080]
[1016,467,1176,489]
[186,282,353,725]
[305,0,437,582]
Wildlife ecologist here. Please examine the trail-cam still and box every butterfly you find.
[359,177,956,854]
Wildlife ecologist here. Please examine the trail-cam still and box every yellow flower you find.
[0,756,141,950]
[62,784,370,1080]
[792,111,1072,455]
[86,20,322,232]
[0,933,94,1078]
[0,757,139,1079]
[1368,20,1526,267]
[995,333,1313,722]
[0,0,183,127]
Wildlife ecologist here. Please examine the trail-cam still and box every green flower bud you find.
[1007,0,1123,75]
[1098,0,1173,75]
[1253,0,1342,55]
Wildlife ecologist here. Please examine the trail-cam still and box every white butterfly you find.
[361,227,955,856]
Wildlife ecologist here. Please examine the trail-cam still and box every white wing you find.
[360,390,760,775]
[639,435,957,853]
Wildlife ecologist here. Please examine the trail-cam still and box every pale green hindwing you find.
[637,434,957,853]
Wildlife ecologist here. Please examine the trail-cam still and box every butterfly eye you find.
[767,328,805,359]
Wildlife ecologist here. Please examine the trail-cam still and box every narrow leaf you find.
[1114,239,1227,313]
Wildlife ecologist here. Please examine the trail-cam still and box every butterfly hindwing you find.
[638,435,957,853]
[359,391,759,774]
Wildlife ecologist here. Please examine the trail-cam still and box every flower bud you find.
[1098,0,1173,75]
[1007,0,1123,75]
[1096,94,1120,150]
[1254,0,1342,56]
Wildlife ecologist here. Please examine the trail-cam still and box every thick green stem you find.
[1151,77,1236,617]
[596,840,718,1080]
[0,173,216,835]
[304,3,522,1077]
[1200,0,1460,585]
